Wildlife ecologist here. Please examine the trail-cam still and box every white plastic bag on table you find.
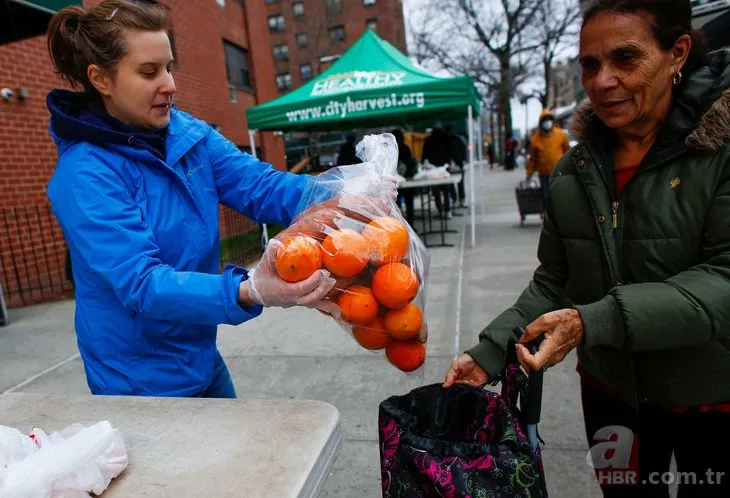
[266,133,431,375]
[0,421,128,498]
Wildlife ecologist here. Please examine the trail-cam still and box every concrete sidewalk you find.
[0,166,602,497]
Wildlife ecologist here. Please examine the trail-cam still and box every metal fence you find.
[219,206,266,268]
[0,204,267,311]
[0,205,73,309]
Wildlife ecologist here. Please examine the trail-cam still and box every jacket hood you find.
[539,109,555,123]
[569,49,730,151]
[47,89,167,158]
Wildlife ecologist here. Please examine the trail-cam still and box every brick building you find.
[547,62,575,110]
[0,0,286,309]
[263,0,407,169]
[265,0,407,93]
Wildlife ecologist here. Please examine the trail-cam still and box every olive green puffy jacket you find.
[468,50,730,410]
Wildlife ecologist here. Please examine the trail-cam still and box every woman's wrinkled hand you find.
[443,353,489,388]
[516,309,584,372]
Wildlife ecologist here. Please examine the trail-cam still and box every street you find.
[0,166,602,497]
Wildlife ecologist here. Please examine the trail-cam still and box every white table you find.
[0,393,342,497]
[397,173,462,190]
[397,174,462,248]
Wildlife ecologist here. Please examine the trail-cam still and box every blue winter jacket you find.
[46,90,314,396]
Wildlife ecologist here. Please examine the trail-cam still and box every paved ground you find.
[0,165,604,497]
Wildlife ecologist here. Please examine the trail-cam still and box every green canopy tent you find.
[246,30,483,247]
[1,0,81,45]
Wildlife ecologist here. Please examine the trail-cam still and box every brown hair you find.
[47,0,172,95]
[582,0,709,75]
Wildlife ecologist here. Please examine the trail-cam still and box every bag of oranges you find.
[266,133,431,375]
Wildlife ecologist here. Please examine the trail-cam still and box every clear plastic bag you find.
[268,133,431,374]
[0,421,128,498]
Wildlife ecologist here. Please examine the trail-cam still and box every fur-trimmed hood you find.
[569,50,730,152]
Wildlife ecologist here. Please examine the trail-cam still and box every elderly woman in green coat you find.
[446,0,730,496]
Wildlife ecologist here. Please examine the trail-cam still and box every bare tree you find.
[530,0,582,108]
[410,0,542,142]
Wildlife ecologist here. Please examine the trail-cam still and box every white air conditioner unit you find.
[216,0,225,8]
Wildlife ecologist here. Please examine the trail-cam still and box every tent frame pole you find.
[476,117,485,214]
[248,129,269,249]
[468,105,476,248]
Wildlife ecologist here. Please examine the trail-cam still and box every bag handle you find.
[508,327,544,426]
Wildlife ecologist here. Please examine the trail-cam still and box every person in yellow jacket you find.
[526,110,571,204]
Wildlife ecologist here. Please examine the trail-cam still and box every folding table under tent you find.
[245,29,482,248]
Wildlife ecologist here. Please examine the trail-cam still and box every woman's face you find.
[579,11,688,135]
[90,29,176,131]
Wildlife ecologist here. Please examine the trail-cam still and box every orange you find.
[286,207,342,241]
[372,262,419,309]
[383,303,423,340]
[362,216,409,266]
[325,274,356,300]
[385,340,426,372]
[274,235,322,283]
[337,285,379,325]
[352,316,392,350]
[321,229,369,277]
[300,196,386,226]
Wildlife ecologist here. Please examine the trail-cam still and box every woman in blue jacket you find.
[45,1,340,398]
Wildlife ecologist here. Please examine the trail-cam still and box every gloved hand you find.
[381,174,399,200]
[244,248,336,308]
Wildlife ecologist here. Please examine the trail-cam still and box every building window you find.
[293,1,304,17]
[273,43,289,60]
[366,18,377,32]
[268,14,285,31]
[329,25,346,43]
[363,0,376,5]
[326,0,342,14]
[265,0,280,3]
[300,63,313,81]
[296,32,308,48]
[276,73,293,91]
[223,41,251,90]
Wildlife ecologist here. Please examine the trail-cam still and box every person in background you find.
[422,125,454,218]
[45,0,341,398]
[504,132,517,170]
[526,109,571,205]
[445,0,730,495]
[336,134,361,166]
[445,124,468,209]
[392,129,418,227]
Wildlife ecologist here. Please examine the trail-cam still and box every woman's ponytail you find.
[47,6,89,91]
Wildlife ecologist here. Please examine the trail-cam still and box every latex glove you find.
[381,174,399,200]
[245,249,335,308]
[442,353,488,388]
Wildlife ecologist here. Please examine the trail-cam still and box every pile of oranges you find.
[272,199,427,373]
